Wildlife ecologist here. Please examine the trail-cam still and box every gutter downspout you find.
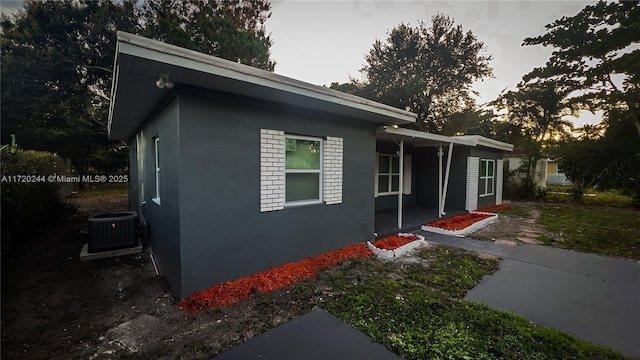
[398,138,404,229]
[441,142,454,216]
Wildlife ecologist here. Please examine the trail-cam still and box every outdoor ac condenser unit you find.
[87,211,138,253]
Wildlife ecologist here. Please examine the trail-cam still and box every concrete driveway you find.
[419,231,640,358]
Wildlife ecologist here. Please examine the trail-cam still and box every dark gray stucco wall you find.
[471,147,503,209]
[128,140,138,214]
[137,98,183,296]
[415,145,470,212]
[176,91,378,298]
[374,141,416,211]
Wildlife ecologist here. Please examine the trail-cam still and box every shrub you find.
[1,147,75,251]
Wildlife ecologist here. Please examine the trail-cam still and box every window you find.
[285,135,322,205]
[153,136,160,204]
[377,154,400,195]
[480,159,494,196]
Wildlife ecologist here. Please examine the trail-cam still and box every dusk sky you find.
[0,0,601,126]
[266,0,599,127]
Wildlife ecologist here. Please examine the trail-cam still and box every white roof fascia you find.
[114,31,416,124]
[380,127,477,146]
[457,135,514,151]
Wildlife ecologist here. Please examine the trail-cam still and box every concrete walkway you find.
[212,309,401,360]
[418,230,640,358]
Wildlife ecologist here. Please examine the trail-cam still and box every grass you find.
[545,185,635,208]
[536,203,640,260]
[296,246,626,360]
[75,183,128,198]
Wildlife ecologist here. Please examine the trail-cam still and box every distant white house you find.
[546,159,572,186]
[503,153,548,188]
[503,154,572,188]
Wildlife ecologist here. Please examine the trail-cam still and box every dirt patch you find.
[0,192,329,359]
[469,202,552,245]
[0,195,538,359]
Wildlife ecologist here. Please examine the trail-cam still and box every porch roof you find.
[108,32,416,141]
[377,127,514,151]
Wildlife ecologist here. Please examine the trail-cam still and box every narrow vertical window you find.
[153,136,160,204]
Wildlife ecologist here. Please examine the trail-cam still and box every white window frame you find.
[152,136,160,204]
[284,134,323,207]
[480,159,495,197]
[376,154,400,196]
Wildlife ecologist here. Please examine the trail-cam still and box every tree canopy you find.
[1,0,274,173]
[522,0,640,138]
[333,14,493,133]
[518,0,639,204]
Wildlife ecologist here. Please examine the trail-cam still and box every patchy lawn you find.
[318,246,624,360]
[1,192,629,359]
[536,203,640,260]
[545,186,635,208]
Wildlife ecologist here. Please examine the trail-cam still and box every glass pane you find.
[286,173,320,202]
[479,179,486,195]
[487,179,494,194]
[488,161,494,177]
[286,139,320,170]
[379,155,390,173]
[378,175,389,193]
[391,175,400,192]
[480,161,487,177]
[391,156,399,173]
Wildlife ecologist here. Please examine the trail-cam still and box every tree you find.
[522,0,640,138]
[139,0,274,71]
[559,109,640,204]
[491,81,573,144]
[1,0,139,174]
[1,0,275,173]
[338,14,493,132]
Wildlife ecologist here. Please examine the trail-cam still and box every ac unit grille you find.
[88,212,138,253]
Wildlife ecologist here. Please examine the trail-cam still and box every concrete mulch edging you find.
[366,233,427,259]
[420,212,499,237]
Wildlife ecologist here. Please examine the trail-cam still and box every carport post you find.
[441,142,453,216]
[437,144,443,218]
[398,137,404,229]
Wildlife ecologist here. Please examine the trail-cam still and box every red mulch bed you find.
[426,212,492,231]
[477,204,512,213]
[178,234,422,313]
[371,234,418,250]
[425,204,512,231]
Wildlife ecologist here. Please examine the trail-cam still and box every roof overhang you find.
[456,135,514,151]
[108,32,416,141]
[376,127,477,147]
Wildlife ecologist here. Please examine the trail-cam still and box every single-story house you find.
[108,32,513,298]
[504,153,548,188]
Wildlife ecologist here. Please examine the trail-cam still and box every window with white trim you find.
[479,159,494,197]
[153,136,160,203]
[377,154,400,195]
[285,135,322,205]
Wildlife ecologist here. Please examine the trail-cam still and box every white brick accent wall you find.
[496,159,504,205]
[260,129,285,212]
[374,153,379,197]
[323,136,343,205]
[403,154,412,195]
[466,156,479,211]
